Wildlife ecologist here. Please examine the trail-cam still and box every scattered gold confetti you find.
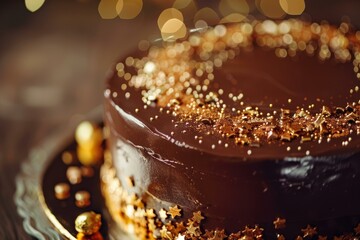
[168,205,182,219]
[192,211,204,223]
[301,224,317,238]
[159,208,168,220]
[273,217,286,229]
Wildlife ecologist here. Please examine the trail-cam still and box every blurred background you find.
[1,0,360,238]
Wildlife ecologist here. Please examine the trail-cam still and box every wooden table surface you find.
[1,0,360,239]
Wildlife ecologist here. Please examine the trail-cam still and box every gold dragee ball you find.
[75,212,102,235]
[75,121,103,148]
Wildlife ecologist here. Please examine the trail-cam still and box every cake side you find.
[102,19,360,239]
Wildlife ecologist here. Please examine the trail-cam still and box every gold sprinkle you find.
[54,183,70,200]
[67,166,82,185]
[273,217,286,229]
[192,211,204,223]
[62,151,73,165]
[168,205,182,219]
[301,224,317,238]
[75,191,91,208]
[159,208,168,220]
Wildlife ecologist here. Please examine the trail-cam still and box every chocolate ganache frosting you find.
[102,19,360,239]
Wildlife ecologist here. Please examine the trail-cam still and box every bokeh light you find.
[219,0,249,16]
[279,0,305,15]
[158,8,184,30]
[256,0,286,19]
[220,13,247,24]
[194,7,220,26]
[161,18,187,41]
[98,0,118,19]
[117,0,143,20]
[25,0,45,12]
[172,0,197,16]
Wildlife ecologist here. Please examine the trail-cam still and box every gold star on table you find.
[168,205,182,219]
[242,226,254,237]
[318,235,327,240]
[253,225,264,237]
[175,233,185,240]
[159,208,168,220]
[273,217,286,229]
[354,223,360,235]
[301,225,317,238]
[210,229,227,240]
[192,211,205,223]
[228,231,241,240]
[295,236,303,240]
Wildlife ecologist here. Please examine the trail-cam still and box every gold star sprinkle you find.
[228,231,241,240]
[253,225,264,238]
[146,209,156,219]
[203,229,214,238]
[168,205,182,219]
[175,233,185,240]
[174,222,186,235]
[160,225,172,239]
[354,223,360,235]
[134,198,144,209]
[159,208,168,220]
[333,236,343,240]
[273,217,286,229]
[186,223,199,237]
[192,211,205,223]
[295,236,303,240]
[242,226,254,237]
[318,235,327,240]
[165,222,175,232]
[301,225,317,238]
[210,229,227,240]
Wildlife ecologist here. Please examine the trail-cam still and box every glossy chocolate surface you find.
[104,21,360,237]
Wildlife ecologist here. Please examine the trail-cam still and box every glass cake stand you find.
[14,107,129,240]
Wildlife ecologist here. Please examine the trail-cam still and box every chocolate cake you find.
[102,19,360,239]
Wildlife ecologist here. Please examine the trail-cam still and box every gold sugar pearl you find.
[81,166,94,177]
[67,166,82,185]
[62,151,73,165]
[77,145,103,166]
[75,211,102,236]
[54,183,70,200]
[75,191,91,208]
[75,121,103,148]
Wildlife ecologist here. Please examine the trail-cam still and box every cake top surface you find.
[106,19,360,160]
